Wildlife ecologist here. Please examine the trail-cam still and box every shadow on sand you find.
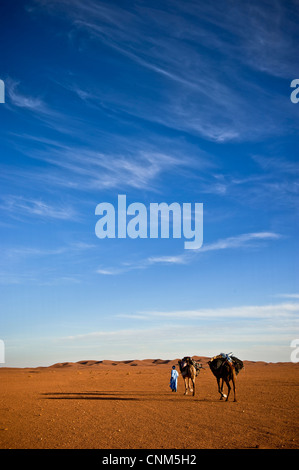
[41,391,216,402]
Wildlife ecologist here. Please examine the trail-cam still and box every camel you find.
[208,353,244,402]
[178,356,202,396]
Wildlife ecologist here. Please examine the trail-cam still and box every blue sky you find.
[0,0,298,366]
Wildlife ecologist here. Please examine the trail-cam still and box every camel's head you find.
[179,356,191,370]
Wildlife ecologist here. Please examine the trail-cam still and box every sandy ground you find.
[0,357,298,449]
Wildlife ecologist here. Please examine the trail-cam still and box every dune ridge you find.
[29,356,287,370]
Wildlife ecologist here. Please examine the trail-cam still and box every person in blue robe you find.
[169,365,179,392]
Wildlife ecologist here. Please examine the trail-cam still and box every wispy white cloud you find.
[58,300,299,362]
[6,78,46,111]
[200,232,281,253]
[5,78,90,138]
[275,294,299,299]
[6,247,66,258]
[96,231,281,274]
[96,267,124,276]
[4,241,95,259]
[147,231,281,263]
[252,155,299,175]
[147,255,187,265]
[126,302,299,321]
[0,241,95,285]
[8,90,42,110]
[0,271,82,286]
[0,195,77,220]
[7,134,195,192]
[178,0,298,78]
[28,0,297,142]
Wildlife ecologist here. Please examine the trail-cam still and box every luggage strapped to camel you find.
[210,353,244,375]
[190,358,203,376]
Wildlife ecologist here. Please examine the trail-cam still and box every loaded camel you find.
[178,357,202,396]
[208,353,244,402]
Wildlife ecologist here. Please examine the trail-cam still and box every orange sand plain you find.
[0,357,298,449]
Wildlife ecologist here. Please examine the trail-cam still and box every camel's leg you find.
[231,371,237,402]
[192,377,195,396]
[219,378,226,400]
[184,378,188,395]
[225,379,231,401]
[220,378,228,400]
[188,378,193,394]
[217,378,223,400]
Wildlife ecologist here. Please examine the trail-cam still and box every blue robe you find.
[170,369,179,391]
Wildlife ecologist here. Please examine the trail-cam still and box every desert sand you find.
[0,357,298,449]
